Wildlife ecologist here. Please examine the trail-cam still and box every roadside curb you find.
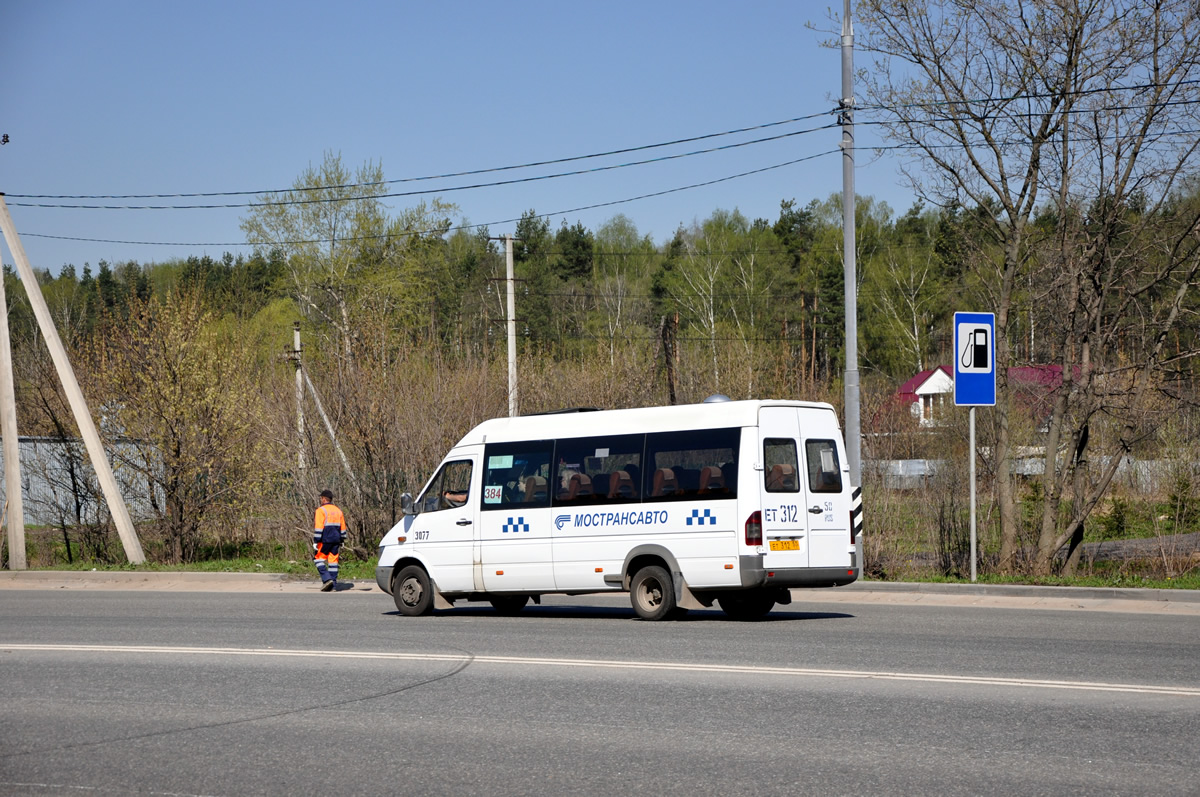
[844,580,1200,603]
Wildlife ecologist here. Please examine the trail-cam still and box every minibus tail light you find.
[745,511,763,546]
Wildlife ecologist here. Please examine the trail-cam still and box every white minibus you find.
[375,397,863,620]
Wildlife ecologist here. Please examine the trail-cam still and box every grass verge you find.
[17,558,1199,591]
[861,571,1200,590]
[28,556,379,581]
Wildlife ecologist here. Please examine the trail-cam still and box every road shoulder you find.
[2,570,1198,613]
[792,580,1200,615]
[0,570,352,593]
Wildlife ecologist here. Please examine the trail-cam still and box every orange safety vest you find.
[313,503,347,546]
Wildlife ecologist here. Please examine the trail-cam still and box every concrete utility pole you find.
[0,194,145,564]
[841,0,862,486]
[505,234,518,417]
[0,252,25,568]
[292,322,305,473]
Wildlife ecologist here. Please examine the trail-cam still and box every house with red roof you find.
[892,364,1070,429]
[895,365,954,427]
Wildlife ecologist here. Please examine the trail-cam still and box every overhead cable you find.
[11,75,1198,205]
[854,76,1200,115]
[5,111,836,202]
[19,150,840,248]
[9,125,838,211]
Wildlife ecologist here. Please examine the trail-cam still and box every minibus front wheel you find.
[393,565,434,616]
[630,565,677,621]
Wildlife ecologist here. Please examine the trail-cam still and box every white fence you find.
[867,456,1187,492]
[0,437,156,526]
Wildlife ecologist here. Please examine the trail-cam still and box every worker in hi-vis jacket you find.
[313,489,347,592]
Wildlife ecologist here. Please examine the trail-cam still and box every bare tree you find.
[593,215,653,367]
[241,152,390,364]
[84,290,274,563]
[868,246,942,373]
[668,215,736,391]
[855,0,1200,571]
[726,223,784,397]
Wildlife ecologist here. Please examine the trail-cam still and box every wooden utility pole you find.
[661,313,678,405]
[0,194,144,565]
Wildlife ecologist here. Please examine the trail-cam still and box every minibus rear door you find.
[800,427,851,569]
[759,406,809,569]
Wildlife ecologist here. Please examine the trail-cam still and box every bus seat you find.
[626,464,641,495]
[651,467,677,497]
[720,462,736,490]
[557,471,575,500]
[568,472,593,499]
[767,463,797,492]
[608,470,635,499]
[699,465,725,492]
[524,475,547,502]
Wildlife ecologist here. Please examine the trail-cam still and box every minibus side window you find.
[481,441,554,511]
[418,460,474,513]
[644,428,740,501]
[554,434,644,507]
[805,440,843,493]
[764,439,800,493]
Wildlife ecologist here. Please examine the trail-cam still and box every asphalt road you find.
[1,581,1198,796]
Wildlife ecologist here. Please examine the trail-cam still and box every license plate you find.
[769,539,799,551]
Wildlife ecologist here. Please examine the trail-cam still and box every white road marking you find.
[6,643,1199,697]
[5,782,217,797]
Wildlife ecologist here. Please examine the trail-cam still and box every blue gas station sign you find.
[954,312,996,406]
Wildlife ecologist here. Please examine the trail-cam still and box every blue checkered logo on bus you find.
[687,508,716,526]
[502,516,530,534]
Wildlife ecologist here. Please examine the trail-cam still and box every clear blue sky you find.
[2,0,914,274]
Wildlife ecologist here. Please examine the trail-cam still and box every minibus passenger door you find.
[759,407,809,569]
[412,453,480,594]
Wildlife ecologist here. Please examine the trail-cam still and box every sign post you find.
[954,312,996,582]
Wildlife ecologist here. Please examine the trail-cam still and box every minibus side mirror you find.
[400,492,415,515]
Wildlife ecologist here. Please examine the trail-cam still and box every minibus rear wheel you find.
[489,595,529,615]
[393,565,434,616]
[630,565,677,621]
[717,590,775,620]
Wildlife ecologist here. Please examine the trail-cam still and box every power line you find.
[500,331,844,344]
[857,126,1200,154]
[5,113,837,204]
[14,76,1198,202]
[9,126,837,211]
[855,76,1200,115]
[14,78,1200,248]
[12,75,1198,207]
[19,150,840,249]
